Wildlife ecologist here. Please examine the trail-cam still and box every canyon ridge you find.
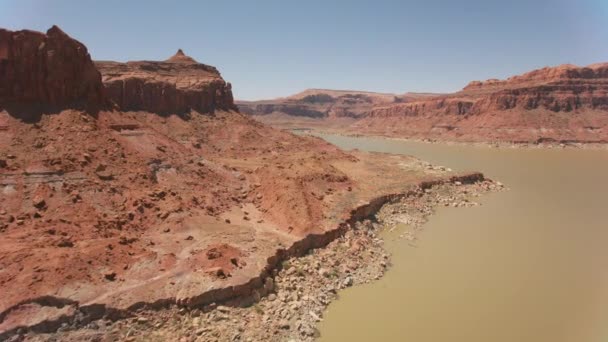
[239,63,608,144]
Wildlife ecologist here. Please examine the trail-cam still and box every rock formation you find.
[95,50,236,114]
[0,25,104,108]
[237,89,399,119]
[241,64,608,143]
[359,63,608,142]
[460,63,608,113]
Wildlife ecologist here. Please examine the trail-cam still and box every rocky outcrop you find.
[462,63,608,113]
[470,84,608,113]
[368,98,473,118]
[237,89,399,119]
[463,63,608,91]
[360,63,608,142]
[0,26,235,115]
[0,26,104,108]
[96,50,236,114]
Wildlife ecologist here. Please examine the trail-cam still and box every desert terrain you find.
[0,26,494,341]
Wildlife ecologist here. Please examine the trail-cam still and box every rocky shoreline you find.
[20,178,503,342]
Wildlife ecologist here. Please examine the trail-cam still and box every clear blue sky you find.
[1,0,607,100]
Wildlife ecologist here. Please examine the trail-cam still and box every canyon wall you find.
[241,63,608,143]
[0,27,236,116]
[0,26,104,108]
[96,50,236,114]
[359,63,608,142]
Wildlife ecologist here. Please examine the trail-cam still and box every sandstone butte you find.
[0,26,481,337]
[95,49,236,114]
[240,64,608,143]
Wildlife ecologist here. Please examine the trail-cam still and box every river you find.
[315,134,608,342]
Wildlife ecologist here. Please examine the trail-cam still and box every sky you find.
[1,0,607,100]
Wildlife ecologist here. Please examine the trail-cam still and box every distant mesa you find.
[463,63,608,91]
[357,62,608,143]
[237,89,400,119]
[239,63,608,143]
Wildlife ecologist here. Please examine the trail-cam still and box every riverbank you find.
[21,177,501,342]
[252,115,608,150]
[253,114,608,150]
[303,129,608,150]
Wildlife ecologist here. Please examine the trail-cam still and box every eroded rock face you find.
[371,63,608,117]
[0,26,104,108]
[96,50,236,114]
[462,63,608,113]
[369,98,473,117]
[463,63,608,91]
[360,63,608,142]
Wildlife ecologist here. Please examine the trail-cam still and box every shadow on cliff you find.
[1,102,237,123]
[0,102,105,123]
[110,105,237,120]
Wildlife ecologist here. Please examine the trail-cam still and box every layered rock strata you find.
[0,26,104,108]
[358,63,608,142]
[96,50,236,114]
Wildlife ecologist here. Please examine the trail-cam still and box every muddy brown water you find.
[315,134,608,342]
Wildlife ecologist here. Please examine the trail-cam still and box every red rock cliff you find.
[95,50,236,114]
[360,63,608,142]
[0,26,104,107]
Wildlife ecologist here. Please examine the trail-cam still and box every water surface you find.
[316,135,608,342]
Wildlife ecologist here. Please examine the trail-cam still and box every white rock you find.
[309,311,322,322]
